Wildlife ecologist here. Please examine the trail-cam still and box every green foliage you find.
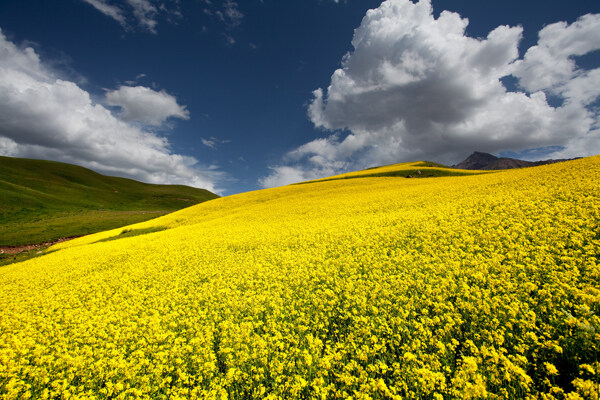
[1,210,169,247]
[297,165,484,185]
[0,156,218,246]
[97,226,168,243]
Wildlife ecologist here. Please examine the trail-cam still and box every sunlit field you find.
[1,158,599,399]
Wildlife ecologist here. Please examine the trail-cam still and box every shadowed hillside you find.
[296,161,488,185]
[0,155,218,248]
[453,151,577,170]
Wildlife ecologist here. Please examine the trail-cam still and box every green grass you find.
[96,226,168,243]
[296,162,485,185]
[1,210,169,246]
[0,155,219,247]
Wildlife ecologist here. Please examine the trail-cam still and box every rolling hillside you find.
[1,157,599,399]
[297,161,489,185]
[0,155,218,248]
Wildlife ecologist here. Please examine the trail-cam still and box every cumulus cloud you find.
[0,29,222,193]
[514,14,600,95]
[259,166,314,189]
[106,85,189,126]
[81,0,179,33]
[261,0,600,187]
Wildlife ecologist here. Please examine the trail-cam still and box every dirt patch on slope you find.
[0,236,81,255]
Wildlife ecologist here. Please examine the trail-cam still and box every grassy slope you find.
[51,161,493,250]
[0,155,218,247]
[296,161,489,185]
[5,156,597,398]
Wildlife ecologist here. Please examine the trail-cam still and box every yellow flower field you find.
[1,157,599,399]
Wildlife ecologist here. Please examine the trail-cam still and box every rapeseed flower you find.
[0,158,599,398]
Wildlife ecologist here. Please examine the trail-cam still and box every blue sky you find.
[0,0,599,195]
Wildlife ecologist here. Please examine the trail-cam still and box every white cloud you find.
[201,137,230,150]
[0,29,222,193]
[126,0,158,33]
[514,14,600,95]
[105,85,189,126]
[81,0,180,33]
[203,0,243,44]
[82,0,127,28]
[224,34,236,46]
[201,138,217,149]
[261,0,600,187]
[259,166,316,189]
[221,0,244,28]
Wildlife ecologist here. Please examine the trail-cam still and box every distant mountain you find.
[0,155,219,248]
[453,151,577,170]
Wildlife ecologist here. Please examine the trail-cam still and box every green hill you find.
[295,161,488,184]
[0,155,218,250]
